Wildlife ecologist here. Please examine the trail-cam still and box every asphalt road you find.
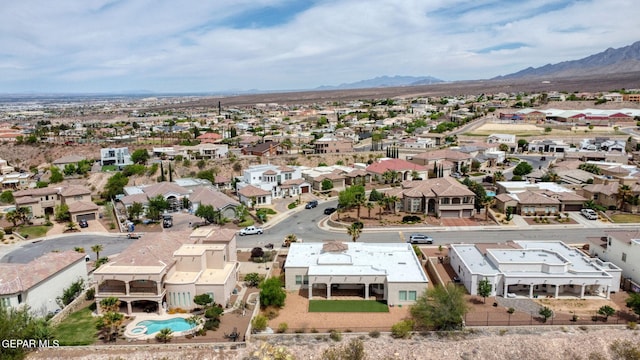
[1,234,135,263]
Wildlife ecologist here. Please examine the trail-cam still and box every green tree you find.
[91,244,104,261]
[195,204,221,224]
[130,149,150,164]
[259,277,286,308]
[102,172,129,199]
[321,178,334,191]
[193,294,213,308]
[517,139,528,151]
[347,222,362,242]
[155,328,173,343]
[49,166,64,183]
[147,195,169,221]
[539,306,553,322]
[477,278,492,304]
[625,292,640,318]
[410,283,468,331]
[513,161,533,176]
[0,190,14,204]
[63,163,76,176]
[369,188,383,202]
[244,273,264,287]
[233,204,249,222]
[0,306,53,360]
[597,305,616,321]
[128,202,144,221]
[54,204,71,222]
[338,184,365,210]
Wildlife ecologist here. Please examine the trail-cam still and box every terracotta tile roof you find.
[190,186,239,209]
[515,190,561,205]
[67,200,99,213]
[495,193,515,202]
[13,187,59,198]
[60,185,91,197]
[277,165,294,172]
[119,193,149,206]
[399,177,475,198]
[0,251,85,295]
[281,178,306,186]
[107,231,195,268]
[315,172,344,181]
[15,197,38,205]
[344,169,368,177]
[540,190,587,202]
[366,158,427,174]
[238,185,270,197]
[196,132,222,140]
[582,183,618,196]
[263,169,277,175]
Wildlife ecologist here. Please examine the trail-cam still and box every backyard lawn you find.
[17,225,52,239]
[53,306,97,345]
[610,214,640,223]
[309,300,389,313]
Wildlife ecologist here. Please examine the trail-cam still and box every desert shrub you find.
[507,307,515,314]
[85,288,95,300]
[322,339,366,360]
[265,308,279,320]
[204,318,220,330]
[329,330,342,341]
[628,321,638,330]
[277,322,288,333]
[391,319,414,339]
[402,215,422,223]
[251,315,268,331]
[369,330,380,338]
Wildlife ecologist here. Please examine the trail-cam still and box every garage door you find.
[77,213,96,221]
[564,204,582,212]
[301,185,310,193]
[462,209,473,217]
[440,211,459,218]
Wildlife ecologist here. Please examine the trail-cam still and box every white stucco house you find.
[588,230,640,292]
[237,164,310,199]
[284,241,428,306]
[0,251,88,317]
[449,241,621,300]
[100,147,133,168]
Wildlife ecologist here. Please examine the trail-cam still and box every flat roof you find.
[285,242,427,283]
[173,244,224,256]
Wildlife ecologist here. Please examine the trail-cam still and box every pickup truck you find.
[239,226,263,236]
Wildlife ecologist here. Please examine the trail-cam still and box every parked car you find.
[78,219,88,228]
[324,207,337,215]
[305,200,318,209]
[239,226,264,236]
[581,208,598,220]
[162,214,173,228]
[127,233,142,239]
[407,233,433,244]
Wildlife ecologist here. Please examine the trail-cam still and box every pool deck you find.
[124,313,200,340]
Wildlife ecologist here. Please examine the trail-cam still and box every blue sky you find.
[0,0,638,93]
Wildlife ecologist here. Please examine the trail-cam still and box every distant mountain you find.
[495,41,640,80]
[317,75,444,90]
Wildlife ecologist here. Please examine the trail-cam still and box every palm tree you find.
[99,297,121,313]
[92,244,104,261]
[66,221,78,232]
[98,311,124,342]
[377,198,386,220]
[618,184,633,211]
[186,315,200,336]
[387,196,399,214]
[482,197,496,221]
[493,171,505,185]
[155,328,173,343]
[365,202,375,218]
[389,170,399,184]
[354,196,366,220]
[234,204,249,222]
[347,223,362,242]
[411,170,420,180]
[16,206,31,225]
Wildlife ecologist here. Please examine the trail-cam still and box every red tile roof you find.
[366,158,427,174]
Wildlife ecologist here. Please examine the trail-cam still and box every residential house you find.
[60,185,100,222]
[100,147,133,168]
[588,230,640,291]
[449,241,621,299]
[0,172,32,190]
[284,241,428,305]
[52,155,87,170]
[495,181,587,213]
[237,185,272,207]
[313,136,354,154]
[384,177,476,218]
[238,164,310,200]
[0,251,88,317]
[0,158,15,175]
[399,137,436,149]
[196,132,223,143]
[94,227,238,314]
[189,186,240,220]
[242,140,280,157]
[527,139,570,153]
[406,149,473,175]
[366,158,428,183]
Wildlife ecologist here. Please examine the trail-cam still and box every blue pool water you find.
[135,318,195,334]
[486,191,496,197]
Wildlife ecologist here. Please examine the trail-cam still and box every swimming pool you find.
[486,191,496,197]
[134,318,195,335]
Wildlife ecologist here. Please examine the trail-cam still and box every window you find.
[295,275,302,285]
[442,198,450,205]
[408,291,417,301]
[622,252,627,262]
[303,276,309,285]
[399,291,407,301]
[17,294,22,304]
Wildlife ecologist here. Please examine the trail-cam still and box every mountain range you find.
[317,41,640,90]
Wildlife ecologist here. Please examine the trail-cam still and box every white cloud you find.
[0,0,638,92]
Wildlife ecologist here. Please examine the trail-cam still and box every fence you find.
[49,286,94,326]
[464,311,635,327]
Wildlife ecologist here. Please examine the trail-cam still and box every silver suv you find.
[407,233,433,244]
[581,208,598,220]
